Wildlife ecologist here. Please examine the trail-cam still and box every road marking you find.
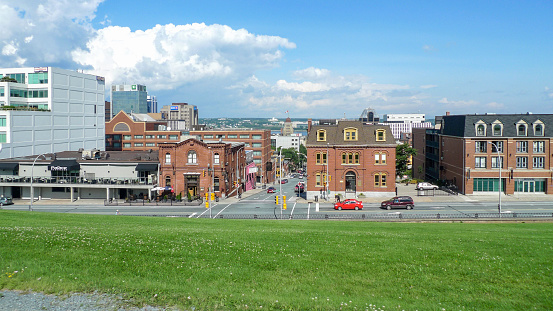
[214,203,232,218]
[307,202,310,219]
[188,212,197,218]
[290,202,297,217]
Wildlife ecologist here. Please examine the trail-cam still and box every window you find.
[188,151,197,164]
[316,152,327,164]
[317,130,326,141]
[534,123,544,136]
[240,134,249,139]
[145,143,155,147]
[374,173,387,187]
[214,153,220,164]
[344,128,358,141]
[134,143,143,147]
[533,141,545,153]
[204,135,213,139]
[475,157,486,168]
[490,141,503,153]
[376,130,386,141]
[516,141,528,153]
[253,159,261,164]
[475,141,487,153]
[123,143,131,148]
[375,152,386,165]
[374,174,380,187]
[165,153,171,164]
[315,172,327,187]
[492,124,502,136]
[228,134,237,138]
[491,156,503,168]
[214,177,220,192]
[0,116,6,127]
[253,151,262,156]
[473,178,503,192]
[165,176,171,187]
[28,72,48,84]
[516,156,528,168]
[252,134,262,139]
[158,135,167,139]
[533,157,545,168]
[476,124,485,136]
[252,143,262,148]
[123,135,131,140]
[0,132,6,143]
[146,135,154,139]
[341,152,359,164]
[169,135,178,140]
[134,135,143,139]
[517,124,527,136]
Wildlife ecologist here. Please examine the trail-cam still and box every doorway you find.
[345,171,356,193]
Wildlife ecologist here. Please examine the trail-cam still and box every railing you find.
[0,176,154,185]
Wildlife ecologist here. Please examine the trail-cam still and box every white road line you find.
[214,203,232,218]
[188,212,197,218]
[307,202,311,219]
[290,202,297,217]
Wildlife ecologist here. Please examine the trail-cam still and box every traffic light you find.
[283,203,287,210]
[205,201,209,208]
[283,195,287,210]
[211,193,215,201]
[275,195,279,205]
[205,192,209,201]
[203,170,206,177]
[233,181,236,187]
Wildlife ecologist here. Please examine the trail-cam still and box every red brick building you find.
[190,129,274,184]
[105,111,182,151]
[305,119,396,200]
[158,138,246,199]
[412,113,553,195]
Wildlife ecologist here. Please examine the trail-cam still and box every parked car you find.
[266,187,276,193]
[334,199,363,210]
[298,174,303,179]
[380,196,415,210]
[295,182,305,193]
[0,197,13,206]
[416,182,439,190]
[280,178,288,184]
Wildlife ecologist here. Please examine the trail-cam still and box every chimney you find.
[308,118,312,133]
[446,111,450,116]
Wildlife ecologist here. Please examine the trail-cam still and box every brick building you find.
[105,111,182,151]
[412,113,553,195]
[158,138,246,199]
[189,129,274,184]
[305,119,396,200]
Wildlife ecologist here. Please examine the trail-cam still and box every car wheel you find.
[386,205,391,210]
[338,206,342,210]
[406,205,413,210]
[355,206,359,210]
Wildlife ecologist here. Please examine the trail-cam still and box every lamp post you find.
[30,153,48,211]
[326,143,329,201]
[279,148,282,218]
[488,142,502,215]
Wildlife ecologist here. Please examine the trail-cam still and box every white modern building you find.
[382,113,426,123]
[0,67,105,159]
[271,134,303,152]
[380,122,434,140]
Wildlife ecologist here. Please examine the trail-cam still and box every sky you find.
[1,1,553,119]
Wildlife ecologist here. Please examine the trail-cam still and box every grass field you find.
[1,211,552,310]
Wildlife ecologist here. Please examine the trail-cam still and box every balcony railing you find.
[0,176,154,185]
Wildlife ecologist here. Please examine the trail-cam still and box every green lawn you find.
[1,211,552,310]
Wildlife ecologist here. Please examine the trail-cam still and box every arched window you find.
[165,153,171,164]
[317,130,326,141]
[375,152,387,164]
[493,124,502,136]
[188,151,197,163]
[316,152,327,164]
[517,124,527,136]
[341,152,359,164]
[214,153,220,164]
[165,176,171,187]
[374,173,387,187]
[534,121,544,136]
[476,124,485,136]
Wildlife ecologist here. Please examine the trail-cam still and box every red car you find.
[334,199,363,210]
[266,187,276,193]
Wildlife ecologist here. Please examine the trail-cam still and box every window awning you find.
[135,163,158,171]
[48,159,80,171]
[0,162,19,170]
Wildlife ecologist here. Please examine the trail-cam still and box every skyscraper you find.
[147,95,157,113]
[111,84,147,117]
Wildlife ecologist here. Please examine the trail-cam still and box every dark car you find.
[0,197,13,206]
[266,187,276,193]
[380,196,414,210]
[334,199,363,210]
[294,182,305,193]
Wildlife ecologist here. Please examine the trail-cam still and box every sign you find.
[34,67,48,72]
[132,85,136,90]
[248,167,258,174]
[170,106,179,111]
[50,166,68,171]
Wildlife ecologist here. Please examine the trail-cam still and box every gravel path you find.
[0,290,172,311]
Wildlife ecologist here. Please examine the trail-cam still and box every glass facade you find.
[514,179,546,192]
[111,89,148,115]
[28,73,48,84]
[0,116,5,127]
[0,132,6,143]
[473,178,504,192]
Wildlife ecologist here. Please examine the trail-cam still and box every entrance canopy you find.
[135,163,158,171]
[0,162,19,171]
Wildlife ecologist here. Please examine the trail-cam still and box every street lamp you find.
[30,153,48,211]
[326,143,329,201]
[488,142,502,215]
[279,148,282,218]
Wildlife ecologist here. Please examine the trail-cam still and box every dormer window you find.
[317,129,326,141]
[344,128,358,141]
[516,120,528,136]
[533,120,544,136]
[475,120,487,136]
[376,129,386,141]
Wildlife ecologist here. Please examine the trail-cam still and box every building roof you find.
[306,120,396,147]
[441,113,553,137]
[0,150,159,164]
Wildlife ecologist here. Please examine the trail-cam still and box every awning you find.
[0,162,19,170]
[135,163,158,171]
[48,159,80,171]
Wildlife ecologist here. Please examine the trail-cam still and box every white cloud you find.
[72,23,296,90]
[438,97,479,107]
[422,45,435,52]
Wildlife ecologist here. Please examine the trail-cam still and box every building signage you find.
[50,166,68,171]
[34,67,48,72]
[248,167,258,174]
[170,106,179,111]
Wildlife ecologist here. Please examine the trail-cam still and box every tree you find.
[0,76,17,83]
[396,143,417,178]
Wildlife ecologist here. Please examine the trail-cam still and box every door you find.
[345,172,356,192]
[523,180,534,192]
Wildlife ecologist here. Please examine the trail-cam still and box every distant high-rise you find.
[111,84,148,117]
[160,103,199,131]
[147,95,157,113]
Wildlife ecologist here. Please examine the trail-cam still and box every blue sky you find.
[2,1,552,119]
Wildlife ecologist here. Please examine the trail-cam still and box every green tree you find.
[0,76,17,83]
[396,143,417,178]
